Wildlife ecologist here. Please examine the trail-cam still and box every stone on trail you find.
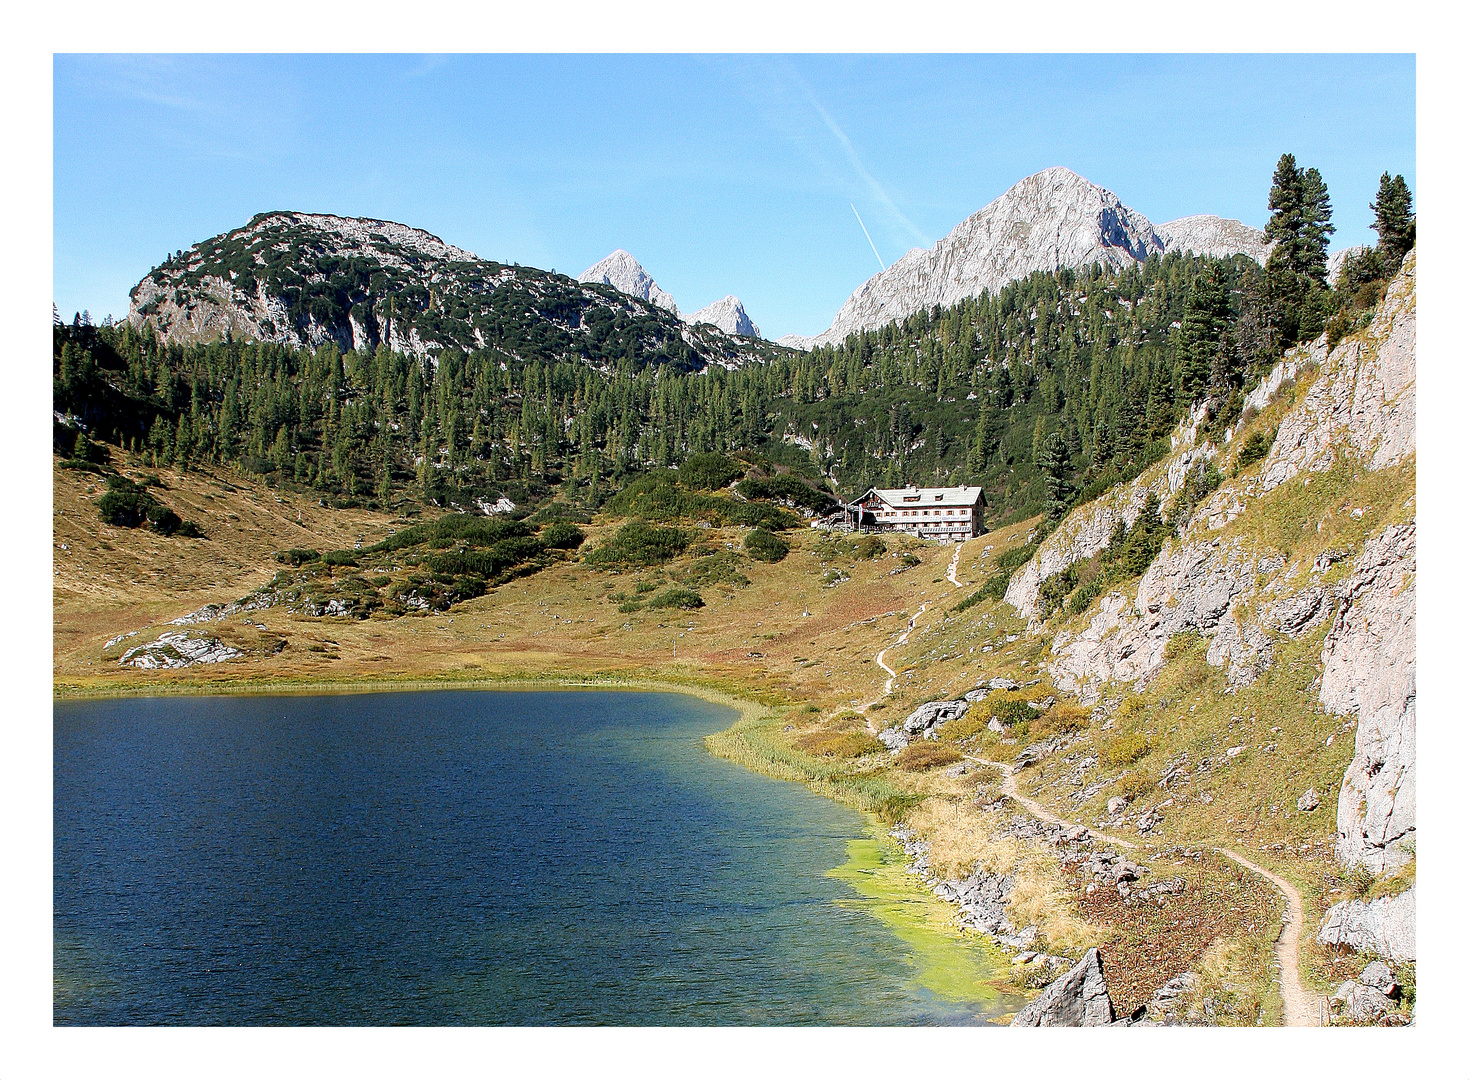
[1009,947,1116,1026]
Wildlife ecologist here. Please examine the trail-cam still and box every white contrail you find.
[851,203,885,272]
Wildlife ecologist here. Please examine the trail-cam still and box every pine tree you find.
[1300,167,1335,287]
[1371,173,1416,274]
[1037,432,1072,522]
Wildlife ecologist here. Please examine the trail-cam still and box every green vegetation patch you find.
[744,528,790,563]
[97,475,205,538]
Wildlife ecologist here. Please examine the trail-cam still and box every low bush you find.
[321,550,360,568]
[744,528,790,563]
[96,475,204,537]
[585,522,690,569]
[1114,770,1154,800]
[1031,703,1090,738]
[645,586,704,610]
[1164,630,1206,660]
[1236,428,1276,471]
[854,535,887,560]
[894,742,963,771]
[683,551,751,589]
[277,548,321,565]
[540,521,585,550]
[736,473,838,514]
[794,730,886,759]
[1100,731,1150,768]
[679,452,744,491]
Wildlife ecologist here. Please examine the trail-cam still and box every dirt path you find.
[946,539,967,587]
[863,543,969,716]
[864,601,928,712]
[1217,847,1325,1027]
[965,754,1321,1027]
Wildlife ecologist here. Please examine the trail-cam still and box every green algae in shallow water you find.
[830,819,1021,1016]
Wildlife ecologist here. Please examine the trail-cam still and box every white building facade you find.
[853,485,987,541]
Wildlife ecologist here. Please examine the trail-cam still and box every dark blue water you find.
[55,690,1009,1025]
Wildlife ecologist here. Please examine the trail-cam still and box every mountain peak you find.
[794,168,1268,349]
[686,295,761,339]
[577,250,679,316]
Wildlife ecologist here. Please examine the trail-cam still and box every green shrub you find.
[898,551,921,568]
[736,474,838,514]
[744,528,790,563]
[277,548,321,565]
[585,522,690,569]
[680,452,744,491]
[645,586,704,610]
[1237,428,1276,471]
[683,551,750,589]
[1115,770,1154,800]
[96,475,204,537]
[1164,630,1205,660]
[540,521,585,550]
[853,535,887,560]
[1100,731,1150,768]
[321,550,360,568]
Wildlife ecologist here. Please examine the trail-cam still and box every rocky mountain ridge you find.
[781,167,1273,350]
[128,212,777,370]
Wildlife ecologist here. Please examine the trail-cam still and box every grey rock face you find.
[1326,523,1416,872]
[578,249,679,315]
[1318,886,1415,962]
[880,699,970,750]
[1155,215,1273,263]
[685,295,761,338]
[1010,947,1116,1026]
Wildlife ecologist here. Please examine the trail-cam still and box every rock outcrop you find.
[1325,524,1416,871]
[1259,249,1416,492]
[117,631,242,669]
[878,698,969,750]
[685,295,761,338]
[1013,252,1415,720]
[1318,887,1415,963]
[578,249,680,315]
[1010,947,1117,1026]
[793,168,1268,349]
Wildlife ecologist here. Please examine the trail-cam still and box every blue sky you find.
[54,54,1415,338]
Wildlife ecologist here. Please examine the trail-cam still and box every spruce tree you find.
[1371,173,1416,274]
[1300,167,1335,287]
